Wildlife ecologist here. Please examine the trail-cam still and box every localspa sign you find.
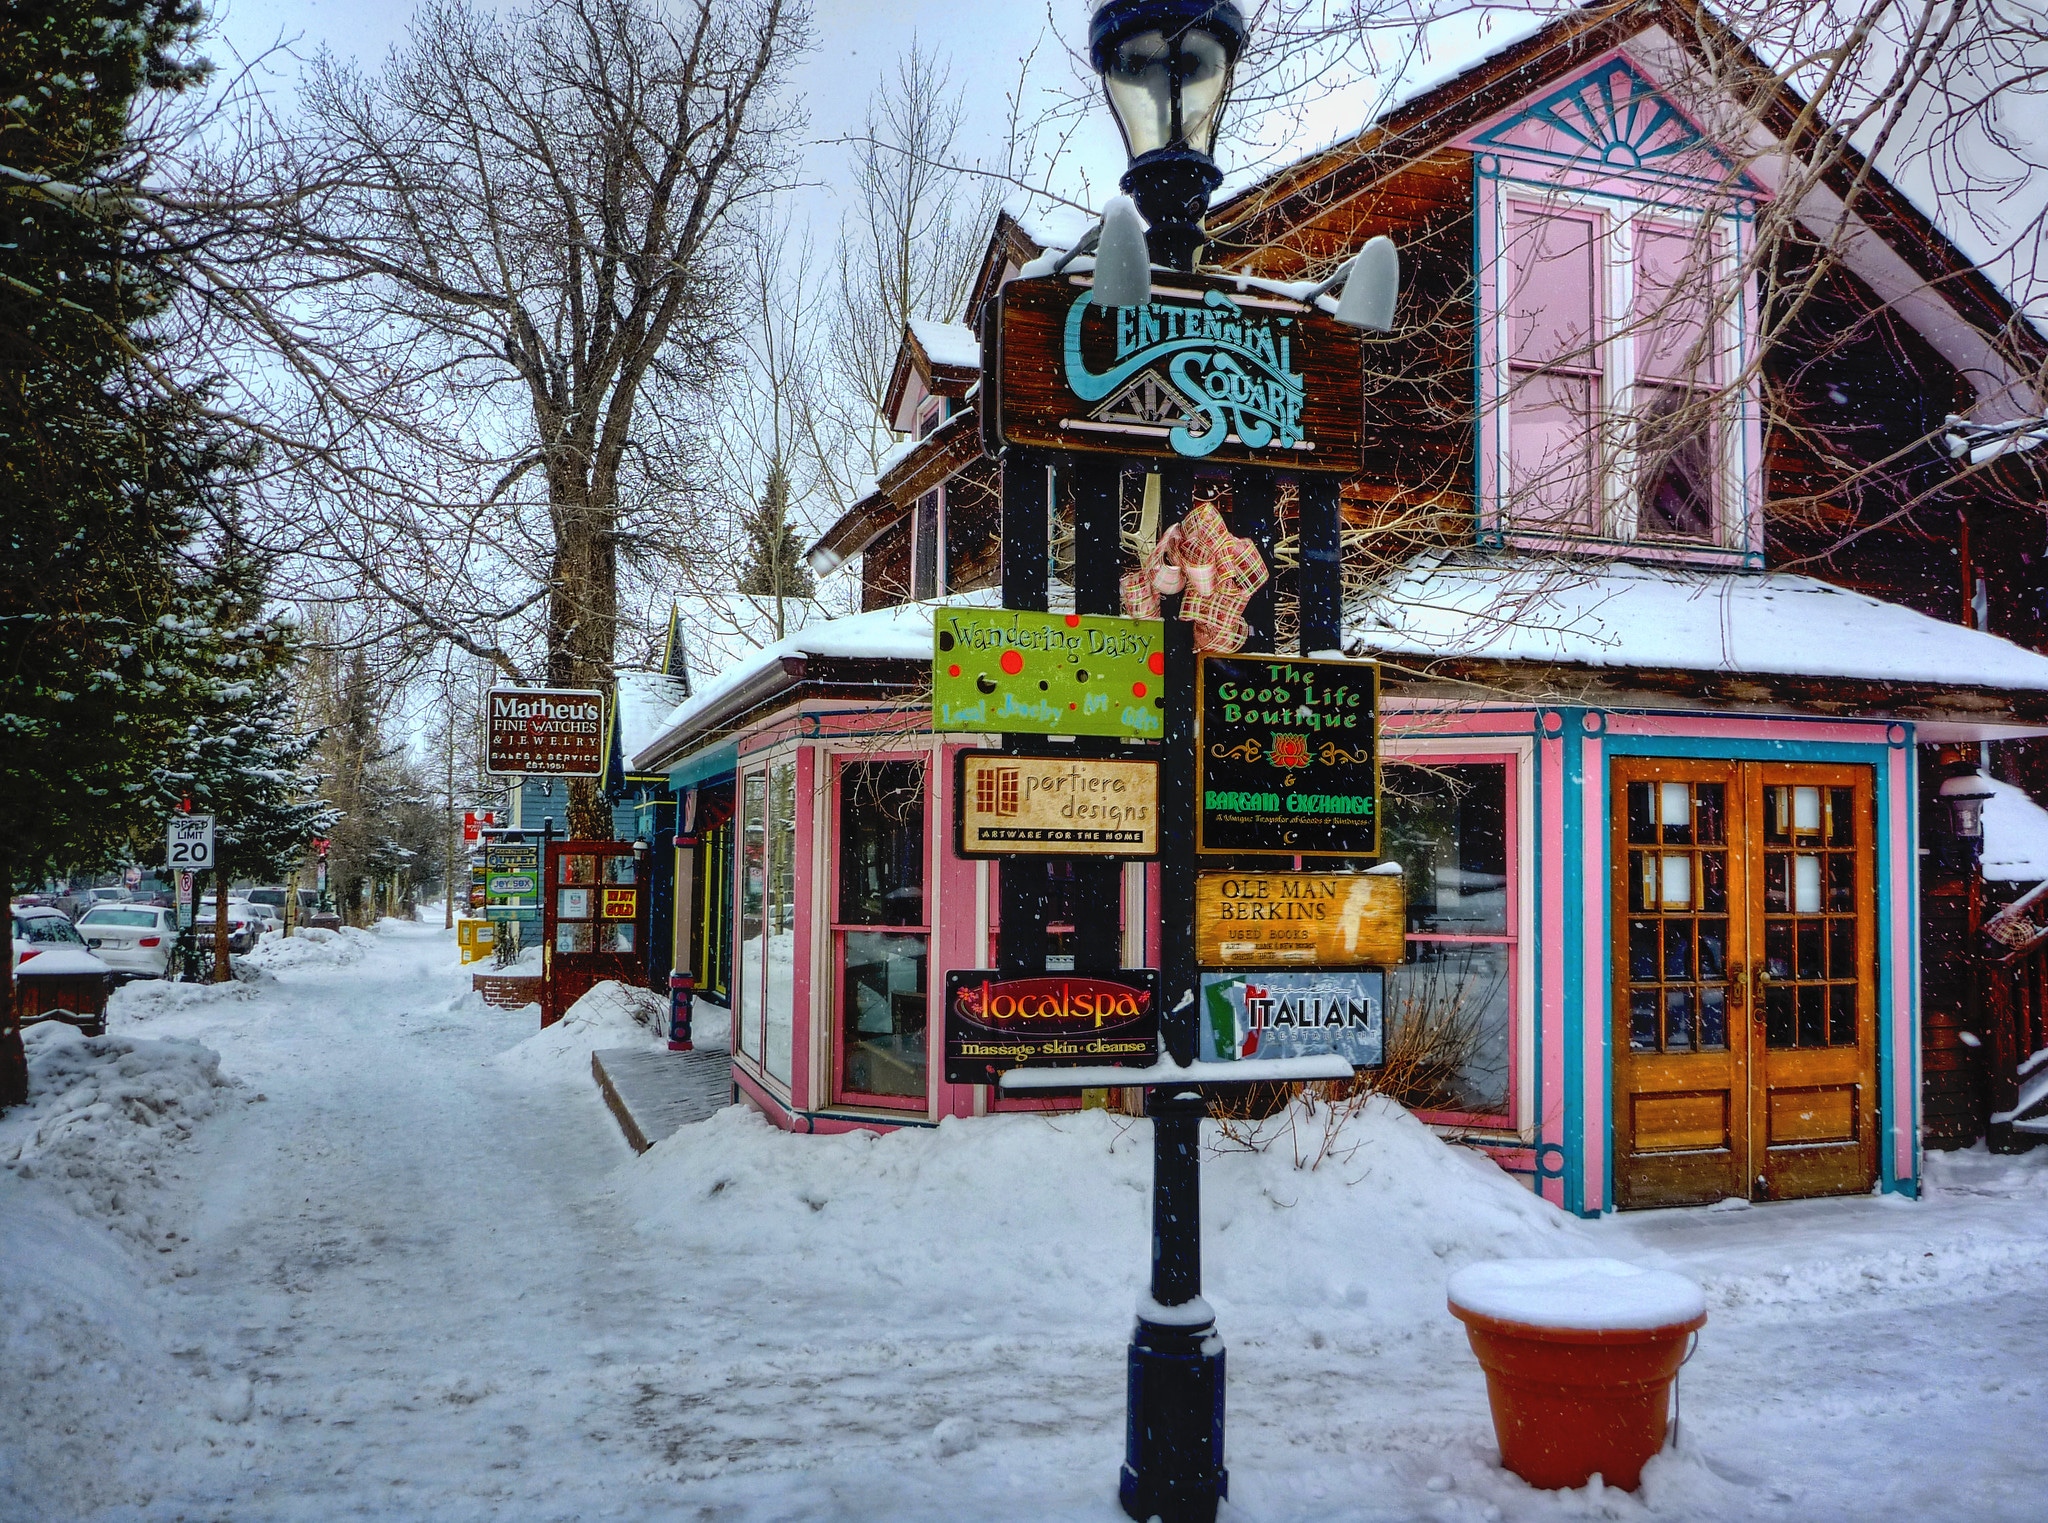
[933,608,1165,740]
[943,969,1160,1085]
[1196,655,1380,856]
[485,687,605,776]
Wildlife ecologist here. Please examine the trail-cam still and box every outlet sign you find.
[1200,971,1384,1066]
[1196,655,1380,856]
[943,969,1160,1084]
[485,687,604,776]
[933,609,1165,740]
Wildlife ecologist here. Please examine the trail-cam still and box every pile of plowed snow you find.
[623,1096,1595,1336]
[0,1028,238,1250]
[241,925,374,972]
[491,979,667,1080]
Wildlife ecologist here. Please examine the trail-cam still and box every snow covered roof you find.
[613,669,689,773]
[906,317,980,373]
[631,593,998,774]
[1981,778,2048,882]
[667,594,830,696]
[1349,553,2048,693]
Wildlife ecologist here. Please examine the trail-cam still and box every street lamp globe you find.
[1090,0,1247,271]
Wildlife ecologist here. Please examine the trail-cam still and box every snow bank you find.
[624,1095,1594,1335]
[0,1027,237,1250]
[241,924,374,972]
[108,974,266,1022]
[0,1180,198,1519]
[491,979,667,1080]
[1448,1257,1706,1330]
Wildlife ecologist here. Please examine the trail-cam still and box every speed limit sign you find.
[168,814,216,871]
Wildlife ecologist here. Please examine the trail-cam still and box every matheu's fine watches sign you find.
[955,751,1159,857]
[984,270,1364,471]
[943,969,1160,1085]
[485,687,605,776]
[1196,655,1380,856]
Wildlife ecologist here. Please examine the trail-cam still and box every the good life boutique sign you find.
[1196,655,1380,856]
[485,687,605,777]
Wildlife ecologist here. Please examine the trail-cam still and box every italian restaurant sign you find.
[1200,971,1385,1067]
[1196,655,1380,856]
[485,687,605,776]
[943,969,1160,1085]
[933,608,1166,740]
[1194,871,1406,969]
[986,271,1364,471]
[955,752,1158,857]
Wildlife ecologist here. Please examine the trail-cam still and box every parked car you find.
[12,911,112,1035]
[194,898,260,953]
[73,904,176,979]
[13,907,99,967]
[242,902,281,935]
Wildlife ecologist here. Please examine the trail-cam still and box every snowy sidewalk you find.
[1,919,2044,1521]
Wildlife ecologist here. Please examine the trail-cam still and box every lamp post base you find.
[1120,1315,1227,1523]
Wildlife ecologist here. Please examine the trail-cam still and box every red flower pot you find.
[1447,1259,1705,1492]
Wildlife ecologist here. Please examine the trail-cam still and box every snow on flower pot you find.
[1447,1257,1705,1493]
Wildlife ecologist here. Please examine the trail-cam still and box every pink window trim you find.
[827,750,934,1114]
[1391,749,1524,1134]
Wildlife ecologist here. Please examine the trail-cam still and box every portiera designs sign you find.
[986,271,1364,471]
[955,751,1158,857]
[933,608,1166,740]
[943,969,1160,1085]
[1200,971,1384,1067]
[485,687,604,776]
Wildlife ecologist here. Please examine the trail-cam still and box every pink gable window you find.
[1633,222,1718,540]
[1505,206,1600,531]
[1463,50,1765,564]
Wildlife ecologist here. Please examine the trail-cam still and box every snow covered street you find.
[4,919,2046,1521]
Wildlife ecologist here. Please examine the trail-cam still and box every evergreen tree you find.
[0,1,234,1098]
[737,464,815,602]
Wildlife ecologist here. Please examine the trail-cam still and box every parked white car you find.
[195,898,260,953]
[74,904,176,979]
[12,907,112,977]
[242,902,282,935]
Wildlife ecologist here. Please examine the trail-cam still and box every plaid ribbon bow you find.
[1119,501,1270,655]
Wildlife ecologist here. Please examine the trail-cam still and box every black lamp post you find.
[1090,0,1247,273]
[1088,4,1244,1520]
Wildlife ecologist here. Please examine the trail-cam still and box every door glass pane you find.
[765,760,797,1086]
[1794,854,1822,914]
[1385,941,1510,1114]
[839,761,925,926]
[1381,764,1509,936]
[1699,986,1728,1049]
[841,930,927,1099]
[737,773,766,1061]
[1619,777,1733,1055]
[1829,985,1856,1046]
[1627,782,1655,843]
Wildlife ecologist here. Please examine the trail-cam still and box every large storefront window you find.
[1381,760,1517,1120]
[734,763,798,1086]
[835,759,927,1106]
[691,785,734,1005]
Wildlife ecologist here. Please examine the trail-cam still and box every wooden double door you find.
[1611,759,1879,1209]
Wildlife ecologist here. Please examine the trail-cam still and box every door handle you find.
[1727,961,1745,1010]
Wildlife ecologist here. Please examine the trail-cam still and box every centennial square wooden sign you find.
[985,271,1365,471]
[1196,655,1381,856]
[955,751,1159,857]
